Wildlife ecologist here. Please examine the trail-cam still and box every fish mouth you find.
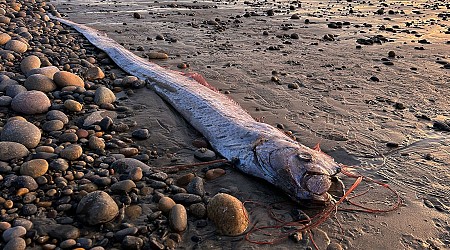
[301,172,332,196]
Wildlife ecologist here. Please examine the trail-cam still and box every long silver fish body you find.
[50,15,340,202]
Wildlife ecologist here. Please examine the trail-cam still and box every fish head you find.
[255,139,340,203]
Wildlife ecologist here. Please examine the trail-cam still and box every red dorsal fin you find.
[184,72,218,92]
[313,143,322,152]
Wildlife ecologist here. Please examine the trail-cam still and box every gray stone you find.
[111,180,136,193]
[2,226,26,242]
[186,177,205,197]
[169,204,187,232]
[4,237,26,250]
[20,55,41,74]
[76,191,119,225]
[122,235,143,250]
[24,74,57,92]
[26,66,59,78]
[5,84,27,98]
[46,110,69,124]
[94,86,116,105]
[0,120,41,149]
[83,110,117,127]
[11,90,51,115]
[0,142,29,161]
[48,224,80,240]
[0,96,12,106]
[49,158,69,171]
[111,158,151,174]
[42,120,64,132]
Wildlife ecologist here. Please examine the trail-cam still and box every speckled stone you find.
[59,144,83,161]
[0,119,41,148]
[94,86,116,105]
[207,193,249,236]
[53,71,84,88]
[20,55,41,74]
[0,142,29,161]
[24,74,56,92]
[20,159,48,178]
[76,191,119,225]
[11,90,51,115]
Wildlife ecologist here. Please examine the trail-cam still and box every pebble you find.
[0,119,41,148]
[26,66,59,78]
[147,52,169,59]
[194,148,216,161]
[122,235,143,250]
[59,133,78,143]
[128,167,143,181]
[76,191,119,225]
[85,66,105,81]
[42,120,64,132]
[47,110,69,124]
[20,55,41,74]
[5,84,27,97]
[64,99,83,112]
[20,159,48,178]
[4,237,26,250]
[207,193,249,236]
[88,136,105,150]
[94,86,116,105]
[13,175,38,190]
[5,39,28,53]
[0,96,12,106]
[24,74,57,92]
[2,226,27,242]
[176,173,195,186]
[131,128,150,139]
[111,158,151,173]
[169,204,187,232]
[60,239,77,249]
[120,147,139,157]
[186,177,205,197]
[59,144,83,161]
[111,180,136,193]
[0,32,11,45]
[48,224,80,241]
[53,71,85,88]
[115,227,138,241]
[158,197,176,213]
[13,219,33,231]
[172,193,202,204]
[11,90,51,114]
[189,203,206,218]
[0,142,29,161]
[205,168,226,180]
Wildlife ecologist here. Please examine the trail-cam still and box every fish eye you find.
[297,152,312,162]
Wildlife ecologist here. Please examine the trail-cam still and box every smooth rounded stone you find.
[122,235,143,250]
[147,52,168,59]
[53,71,84,88]
[100,117,114,131]
[48,224,80,241]
[11,90,51,115]
[59,239,77,249]
[20,55,41,74]
[59,144,83,161]
[186,177,205,197]
[0,16,10,24]
[0,33,11,45]
[176,173,195,186]
[128,167,142,181]
[2,226,27,242]
[0,161,12,173]
[194,148,216,161]
[0,142,29,161]
[5,84,27,98]
[169,204,187,232]
[207,193,249,236]
[172,193,202,204]
[13,176,38,190]
[0,79,17,92]
[5,40,28,53]
[88,136,105,150]
[47,110,69,124]
[111,180,136,193]
[64,99,83,112]
[132,129,149,139]
[76,238,93,249]
[94,86,116,105]
[4,237,26,250]
[1,119,41,149]
[24,74,56,92]
[0,95,12,106]
[42,120,64,132]
[83,110,117,127]
[111,158,151,173]
[0,221,11,230]
[22,203,38,215]
[76,191,119,225]
[12,219,33,231]
[26,66,59,78]
[158,197,176,213]
[327,242,343,250]
[85,67,105,81]
[58,133,78,143]
[205,168,226,180]
[121,76,139,87]
[49,158,69,171]
[120,147,138,157]
[20,159,48,178]
[189,203,206,218]
[115,227,138,241]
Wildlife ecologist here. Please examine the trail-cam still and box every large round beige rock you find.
[20,159,48,178]
[76,191,119,225]
[169,204,187,232]
[0,119,41,148]
[60,144,83,161]
[88,136,105,150]
[158,197,176,213]
[64,99,83,112]
[20,55,41,74]
[207,193,249,236]
[11,90,51,114]
[94,86,116,105]
[0,33,11,45]
[85,66,105,81]
[26,66,59,78]
[0,142,29,161]
[24,74,56,92]
[5,40,28,53]
[53,71,84,88]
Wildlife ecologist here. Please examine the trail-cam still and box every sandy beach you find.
[0,0,449,249]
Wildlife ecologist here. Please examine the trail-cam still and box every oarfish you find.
[50,15,341,203]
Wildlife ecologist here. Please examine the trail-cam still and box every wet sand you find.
[52,0,450,249]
